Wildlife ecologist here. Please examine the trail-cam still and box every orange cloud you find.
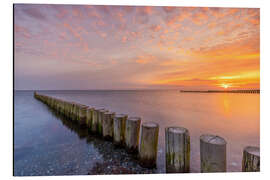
[166,12,190,27]
[191,12,208,25]
[15,25,32,39]
[135,55,156,64]
[150,25,161,32]
[208,21,216,29]
[59,31,67,40]
[142,6,153,15]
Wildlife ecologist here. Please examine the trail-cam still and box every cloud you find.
[162,6,177,14]
[22,7,47,21]
[71,6,85,19]
[191,12,208,25]
[182,36,194,42]
[51,5,69,20]
[134,6,153,24]
[96,5,111,15]
[135,55,156,64]
[122,36,127,43]
[14,25,32,39]
[63,23,84,41]
[150,25,162,32]
[139,6,153,15]
[99,32,107,38]
[207,21,217,29]
[58,31,68,40]
[165,12,190,26]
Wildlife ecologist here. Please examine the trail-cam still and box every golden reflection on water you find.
[151,91,259,145]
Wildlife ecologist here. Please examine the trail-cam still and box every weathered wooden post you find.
[63,101,67,116]
[55,99,59,112]
[102,111,115,140]
[54,99,58,111]
[91,108,98,133]
[113,114,128,146]
[59,100,64,114]
[96,108,106,135]
[58,99,62,113]
[52,98,56,110]
[78,105,88,126]
[71,103,76,121]
[67,102,73,119]
[56,99,60,113]
[242,146,260,172]
[48,97,53,108]
[65,101,70,117]
[200,134,227,172]
[139,122,159,168]
[86,107,93,129]
[75,103,81,122]
[125,117,141,154]
[165,127,190,173]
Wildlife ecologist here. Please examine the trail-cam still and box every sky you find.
[14,4,260,90]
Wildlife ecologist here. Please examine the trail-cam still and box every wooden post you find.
[78,105,88,126]
[86,107,93,129]
[72,103,77,121]
[55,99,59,112]
[63,101,68,117]
[125,117,141,154]
[242,146,260,172]
[91,108,98,133]
[165,127,190,173]
[75,103,81,122]
[102,111,115,140]
[96,108,106,136]
[139,122,159,168]
[59,100,64,114]
[200,134,227,173]
[113,114,128,146]
[52,99,56,110]
[71,103,76,121]
[67,102,73,119]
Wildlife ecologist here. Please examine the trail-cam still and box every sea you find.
[14,90,260,175]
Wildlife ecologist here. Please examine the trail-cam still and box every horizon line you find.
[14,88,261,91]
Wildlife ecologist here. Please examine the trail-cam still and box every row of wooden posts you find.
[34,92,260,173]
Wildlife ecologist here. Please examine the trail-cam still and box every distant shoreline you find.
[180,90,260,94]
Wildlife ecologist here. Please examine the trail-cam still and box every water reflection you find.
[51,109,159,174]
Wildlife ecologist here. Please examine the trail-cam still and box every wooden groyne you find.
[33,91,260,173]
[180,90,260,94]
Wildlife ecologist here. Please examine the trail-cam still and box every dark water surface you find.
[14,90,260,175]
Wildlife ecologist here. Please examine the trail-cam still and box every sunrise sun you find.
[220,84,230,89]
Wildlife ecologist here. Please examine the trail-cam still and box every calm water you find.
[14,90,260,175]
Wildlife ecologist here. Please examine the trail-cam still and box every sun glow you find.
[220,83,230,89]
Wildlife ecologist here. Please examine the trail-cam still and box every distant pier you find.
[180,89,260,94]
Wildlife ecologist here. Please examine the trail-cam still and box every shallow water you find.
[14,90,260,175]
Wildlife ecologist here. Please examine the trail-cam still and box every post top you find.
[99,109,108,112]
[80,104,88,108]
[167,127,189,134]
[200,134,227,145]
[244,146,260,157]
[142,122,159,128]
[127,117,141,121]
[115,114,128,118]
